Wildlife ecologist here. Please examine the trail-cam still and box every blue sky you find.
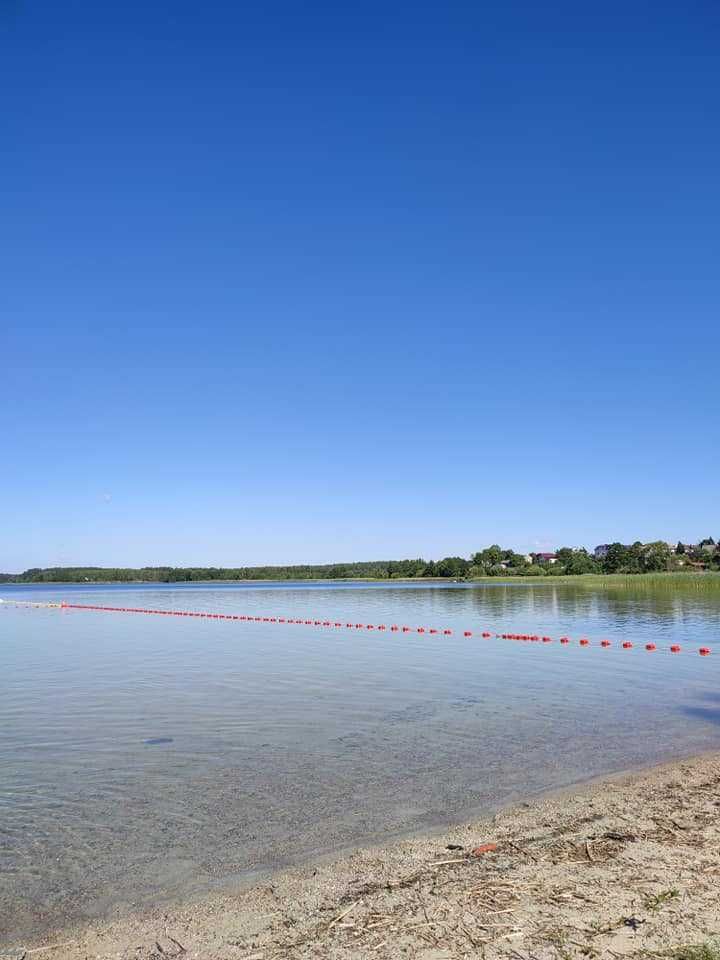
[2,1,719,570]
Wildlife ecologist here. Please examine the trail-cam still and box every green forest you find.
[2,539,718,583]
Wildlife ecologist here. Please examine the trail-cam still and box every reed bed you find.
[470,572,720,592]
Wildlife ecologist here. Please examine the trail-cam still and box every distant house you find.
[532,552,558,565]
[593,543,634,559]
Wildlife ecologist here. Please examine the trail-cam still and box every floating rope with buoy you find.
[0,598,711,657]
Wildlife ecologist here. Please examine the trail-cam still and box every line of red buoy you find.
[3,600,710,657]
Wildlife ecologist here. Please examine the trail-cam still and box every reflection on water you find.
[1,580,719,939]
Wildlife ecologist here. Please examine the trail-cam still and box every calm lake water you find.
[1,580,719,939]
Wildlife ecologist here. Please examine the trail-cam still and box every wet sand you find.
[8,751,720,959]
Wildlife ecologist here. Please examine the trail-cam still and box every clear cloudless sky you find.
[2,0,719,571]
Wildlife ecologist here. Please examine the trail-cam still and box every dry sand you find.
[7,753,720,960]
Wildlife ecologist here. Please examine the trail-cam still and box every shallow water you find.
[1,580,719,939]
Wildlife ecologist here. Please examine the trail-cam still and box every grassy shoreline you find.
[470,571,720,589]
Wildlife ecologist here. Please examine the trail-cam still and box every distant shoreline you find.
[2,571,719,588]
[4,541,717,588]
[2,576,458,586]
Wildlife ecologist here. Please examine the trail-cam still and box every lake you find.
[1,579,719,939]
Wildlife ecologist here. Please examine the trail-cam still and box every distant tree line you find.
[1,539,718,583]
[466,539,720,577]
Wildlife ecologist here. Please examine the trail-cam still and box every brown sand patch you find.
[7,753,720,959]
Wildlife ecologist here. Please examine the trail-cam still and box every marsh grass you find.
[469,572,720,592]
[562,572,720,592]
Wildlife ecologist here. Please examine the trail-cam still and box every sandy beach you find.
[8,751,720,960]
